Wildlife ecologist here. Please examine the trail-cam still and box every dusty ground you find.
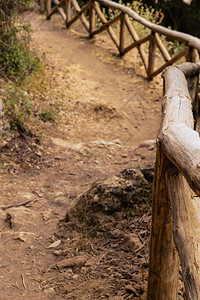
[0,6,165,299]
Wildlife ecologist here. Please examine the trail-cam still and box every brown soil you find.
[0,6,168,300]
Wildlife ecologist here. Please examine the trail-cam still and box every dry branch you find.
[2,197,37,210]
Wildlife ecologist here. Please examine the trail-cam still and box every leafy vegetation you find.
[0,0,40,81]
[0,0,59,136]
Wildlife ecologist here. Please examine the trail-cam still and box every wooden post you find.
[119,13,125,55]
[147,145,179,300]
[147,31,156,80]
[89,0,95,37]
[46,0,51,17]
[166,165,200,299]
[40,0,45,12]
[65,0,71,25]
[186,46,200,63]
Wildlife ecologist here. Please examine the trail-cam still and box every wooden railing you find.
[148,62,200,299]
[40,1,200,298]
[41,0,200,79]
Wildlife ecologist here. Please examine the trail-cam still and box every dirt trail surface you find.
[0,7,164,300]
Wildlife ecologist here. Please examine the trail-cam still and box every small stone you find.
[48,240,61,248]
[125,284,136,294]
[80,266,87,274]
[57,256,86,270]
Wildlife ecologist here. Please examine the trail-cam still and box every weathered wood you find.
[119,13,125,55]
[46,0,65,20]
[90,14,120,37]
[121,33,151,56]
[186,46,200,63]
[166,165,200,299]
[89,0,95,36]
[147,32,156,80]
[124,14,148,72]
[94,2,119,50]
[71,0,89,32]
[66,3,89,28]
[159,66,200,196]
[65,0,71,24]
[149,46,188,79]
[46,0,51,17]
[186,74,199,129]
[40,0,45,12]
[97,0,200,52]
[53,0,67,22]
[147,145,179,300]
[178,62,200,78]
[154,33,171,61]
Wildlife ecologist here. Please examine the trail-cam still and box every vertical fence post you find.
[46,0,51,17]
[185,47,200,132]
[40,0,45,12]
[186,46,200,63]
[147,144,179,300]
[119,13,125,55]
[65,0,71,26]
[89,0,95,37]
[147,31,156,80]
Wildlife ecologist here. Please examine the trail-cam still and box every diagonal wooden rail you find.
[42,0,200,79]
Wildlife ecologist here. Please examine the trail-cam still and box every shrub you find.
[0,0,40,81]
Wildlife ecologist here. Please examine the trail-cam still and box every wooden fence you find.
[148,62,200,299]
[40,0,200,79]
[40,0,200,298]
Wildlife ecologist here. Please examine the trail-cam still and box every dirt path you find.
[0,7,162,300]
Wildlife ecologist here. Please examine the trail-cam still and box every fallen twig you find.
[21,274,27,289]
[1,196,37,210]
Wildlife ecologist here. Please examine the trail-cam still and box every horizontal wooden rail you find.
[148,63,200,299]
[98,0,200,52]
[44,0,200,79]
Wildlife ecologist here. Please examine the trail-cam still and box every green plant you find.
[39,107,57,122]
[0,0,40,81]
[4,85,33,132]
